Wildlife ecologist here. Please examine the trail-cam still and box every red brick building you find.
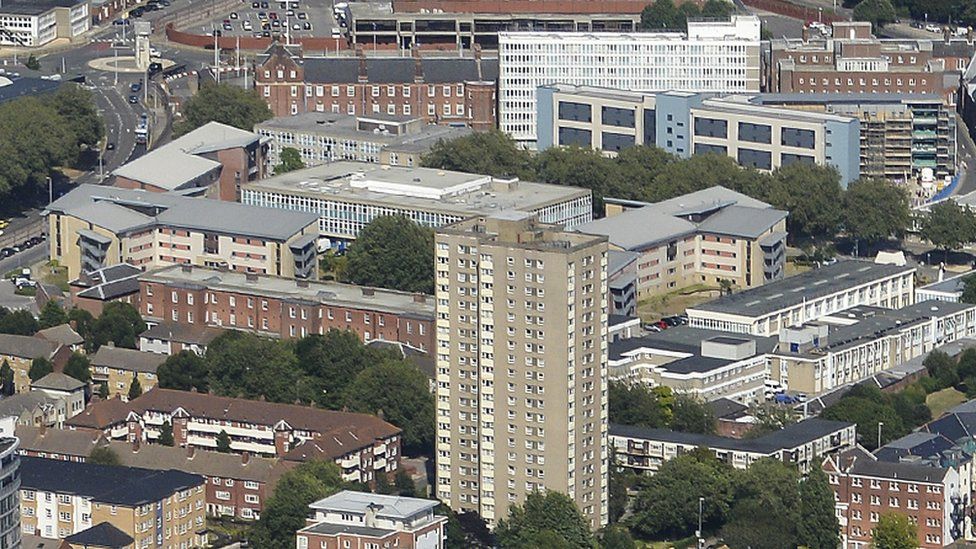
[823,447,965,548]
[68,264,142,317]
[256,43,497,128]
[66,389,403,485]
[139,264,435,352]
[768,21,974,105]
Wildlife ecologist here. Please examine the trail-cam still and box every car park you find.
[261,1,269,8]
[303,21,312,30]
[292,22,300,30]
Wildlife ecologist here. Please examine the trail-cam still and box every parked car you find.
[642,323,662,333]
[128,95,139,104]
[0,248,13,258]
[297,12,307,19]
[303,21,311,30]
[229,12,238,19]
[106,142,115,150]
[130,81,141,92]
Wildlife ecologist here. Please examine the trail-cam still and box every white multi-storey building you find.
[498,15,762,146]
[0,0,89,47]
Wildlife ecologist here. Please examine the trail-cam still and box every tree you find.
[394,468,417,497]
[38,301,68,330]
[640,0,683,29]
[28,357,52,382]
[250,461,344,549]
[854,0,898,27]
[174,83,273,137]
[0,308,39,336]
[798,467,841,549]
[0,360,13,396]
[292,331,385,408]
[821,394,905,450]
[722,458,802,549]
[422,130,535,180]
[923,350,959,390]
[921,200,976,261]
[68,308,94,343]
[843,178,910,254]
[128,376,143,401]
[157,351,210,393]
[630,451,736,540]
[345,216,434,294]
[963,275,976,305]
[608,458,636,523]
[608,381,670,428]
[97,382,109,399]
[344,359,435,456]
[216,430,232,453]
[599,525,636,549]
[158,421,174,446]
[767,163,843,240]
[25,55,40,71]
[88,446,120,466]
[207,331,303,403]
[535,146,621,214]
[274,147,305,174]
[744,403,797,438]
[872,512,918,549]
[63,353,91,383]
[41,83,104,149]
[701,0,733,17]
[88,302,146,351]
[495,491,594,549]
[670,394,716,434]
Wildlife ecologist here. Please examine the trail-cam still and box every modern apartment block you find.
[577,186,788,299]
[256,43,497,127]
[498,15,761,146]
[112,122,270,202]
[611,418,856,474]
[687,261,916,336]
[255,112,472,168]
[19,456,206,547]
[296,491,447,549]
[824,447,964,548]
[0,0,89,47]
[0,437,20,549]
[768,21,971,106]
[139,264,435,351]
[537,84,860,185]
[65,388,402,485]
[758,94,958,183]
[241,161,592,245]
[46,184,320,280]
[434,213,609,528]
[768,300,976,396]
[608,327,777,404]
[345,2,639,51]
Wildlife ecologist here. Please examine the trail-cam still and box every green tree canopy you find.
[207,331,302,403]
[921,200,976,259]
[41,83,104,149]
[670,394,716,434]
[853,0,898,27]
[767,163,843,240]
[535,146,621,214]
[608,381,671,428]
[274,147,305,174]
[722,459,802,548]
[250,461,345,549]
[88,302,146,351]
[599,525,636,549]
[158,420,175,446]
[28,357,53,382]
[495,491,594,549]
[0,360,13,396]
[345,216,434,294]
[344,359,435,456]
[0,308,39,336]
[128,376,143,401]
[798,466,841,549]
[38,301,69,330]
[872,512,918,549]
[157,350,210,393]
[216,430,232,453]
[174,83,273,137]
[63,352,91,383]
[422,129,534,179]
[640,0,683,29]
[820,392,906,450]
[963,275,976,305]
[293,330,386,408]
[843,178,910,253]
[88,446,120,466]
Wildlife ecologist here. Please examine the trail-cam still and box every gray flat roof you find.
[242,161,588,216]
[309,490,439,519]
[918,269,975,295]
[48,184,318,241]
[689,260,915,317]
[141,265,434,318]
[611,417,853,453]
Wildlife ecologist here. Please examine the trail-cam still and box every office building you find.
[916,269,975,303]
[296,491,447,549]
[19,456,206,546]
[577,186,787,299]
[346,2,639,51]
[824,447,963,548]
[90,346,166,401]
[768,21,969,106]
[256,43,497,127]
[66,388,401,484]
[0,0,89,47]
[608,327,776,404]
[255,112,472,168]
[537,84,860,185]
[46,184,319,280]
[434,213,609,527]
[498,15,761,146]
[241,161,592,244]
[686,261,916,336]
[611,418,855,474]
[139,265,435,351]
[768,300,976,396]
[112,122,270,202]
[757,94,957,182]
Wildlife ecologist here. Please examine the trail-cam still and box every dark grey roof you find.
[607,250,639,277]
[139,322,224,346]
[0,0,81,15]
[609,326,777,361]
[697,205,789,238]
[847,452,949,483]
[20,456,205,506]
[91,346,166,374]
[32,372,85,392]
[660,355,731,374]
[690,261,914,317]
[611,418,853,454]
[0,77,60,103]
[932,40,976,59]
[74,264,143,301]
[64,522,134,548]
[301,522,395,538]
[300,56,498,85]
[876,432,956,463]
[707,397,749,420]
[0,334,59,360]
[34,324,84,347]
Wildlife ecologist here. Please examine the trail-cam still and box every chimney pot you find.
[132,437,141,452]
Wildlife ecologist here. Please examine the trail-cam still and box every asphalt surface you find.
[198,0,341,40]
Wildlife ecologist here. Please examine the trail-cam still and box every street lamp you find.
[697,497,705,549]
[877,422,884,450]
[46,176,52,206]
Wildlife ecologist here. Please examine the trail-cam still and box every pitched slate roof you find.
[0,334,60,360]
[299,56,498,84]
[105,440,294,485]
[65,397,131,430]
[16,425,105,458]
[91,346,166,374]
[32,372,85,392]
[20,456,204,506]
[64,522,134,549]
[34,324,84,347]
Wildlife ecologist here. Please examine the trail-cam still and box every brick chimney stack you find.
[413,47,423,83]
[356,46,368,83]
[187,445,196,459]
[241,452,251,466]
[132,437,140,452]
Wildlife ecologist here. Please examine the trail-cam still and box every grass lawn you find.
[637,284,720,321]
[38,260,69,292]
[642,536,699,549]
[926,387,968,418]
